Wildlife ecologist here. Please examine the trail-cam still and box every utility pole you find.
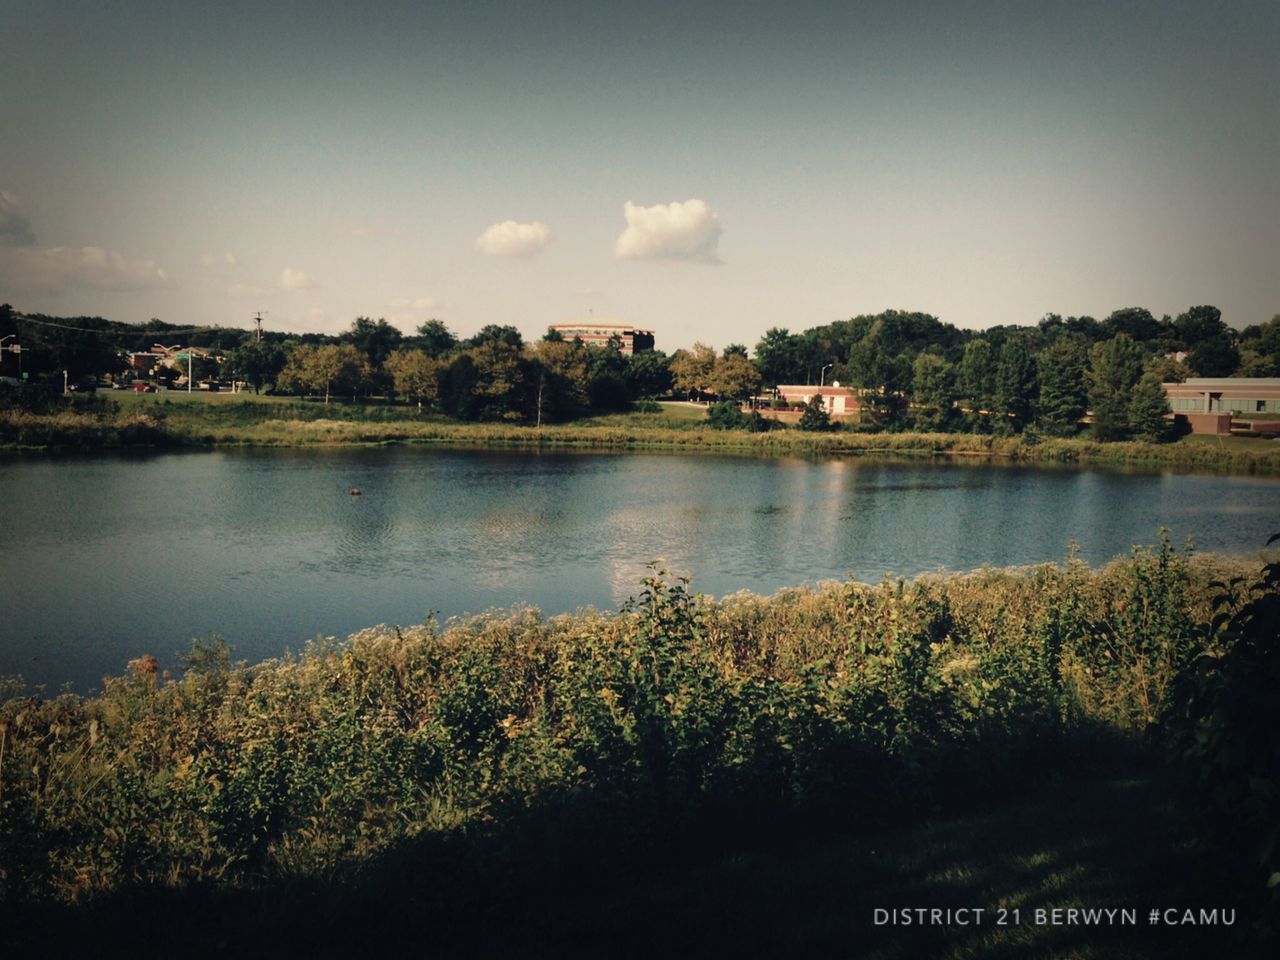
[253,311,265,344]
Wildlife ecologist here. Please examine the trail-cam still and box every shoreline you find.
[5,406,1280,474]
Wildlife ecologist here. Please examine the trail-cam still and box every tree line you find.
[4,302,1278,437]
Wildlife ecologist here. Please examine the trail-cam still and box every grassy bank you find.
[1,541,1275,955]
[4,393,1280,473]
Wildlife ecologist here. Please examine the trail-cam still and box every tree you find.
[845,336,910,428]
[722,343,748,359]
[625,349,673,400]
[1173,305,1226,347]
[1189,335,1240,377]
[1088,334,1145,441]
[1144,354,1186,385]
[1236,349,1277,378]
[1104,307,1163,343]
[911,353,956,431]
[709,353,762,402]
[384,349,441,410]
[465,324,524,350]
[529,339,591,422]
[341,317,403,367]
[1129,375,1171,442]
[1036,338,1087,436]
[956,338,997,428]
[992,337,1037,434]
[753,327,808,386]
[669,342,717,400]
[706,400,750,430]
[797,394,832,431]
[468,338,531,420]
[277,343,369,403]
[224,341,285,393]
[414,319,458,359]
[438,353,480,419]
[583,341,629,410]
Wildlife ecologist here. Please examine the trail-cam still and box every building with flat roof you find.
[1163,377,1280,434]
[548,322,655,354]
[775,384,859,416]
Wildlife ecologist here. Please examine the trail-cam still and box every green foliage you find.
[1174,536,1280,937]
[1188,334,1241,377]
[0,545,1259,906]
[1088,334,1145,441]
[223,341,285,394]
[992,337,1037,434]
[797,394,831,431]
[1036,337,1087,436]
[705,400,750,430]
[910,353,956,431]
[1128,374,1171,442]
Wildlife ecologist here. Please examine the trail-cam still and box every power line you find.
[11,315,245,338]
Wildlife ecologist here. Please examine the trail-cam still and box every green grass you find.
[7,392,1280,474]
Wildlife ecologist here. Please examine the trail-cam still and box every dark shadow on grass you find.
[1,737,1252,960]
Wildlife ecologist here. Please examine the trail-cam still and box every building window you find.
[1258,400,1267,413]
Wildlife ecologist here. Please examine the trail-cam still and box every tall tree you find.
[529,339,591,422]
[1104,307,1163,343]
[468,339,531,420]
[277,343,369,404]
[342,317,403,366]
[753,327,808,386]
[224,341,285,394]
[956,338,997,427]
[1088,334,1145,441]
[1036,338,1087,436]
[414,319,458,358]
[1188,335,1240,377]
[625,349,673,400]
[669,342,718,400]
[709,353,763,402]
[465,324,524,350]
[1129,374,1171,443]
[993,337,1037,434]
[1173,305,1226,347]
[911,353,956,431]
[384,349,441,410]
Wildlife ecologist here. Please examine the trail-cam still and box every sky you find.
[1,0,1277,350]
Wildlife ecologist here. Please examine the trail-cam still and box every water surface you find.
[1,447,1275,690]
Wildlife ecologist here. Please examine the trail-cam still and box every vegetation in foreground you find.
[1,539,1277,956]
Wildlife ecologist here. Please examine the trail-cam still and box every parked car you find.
[131,382,156,393]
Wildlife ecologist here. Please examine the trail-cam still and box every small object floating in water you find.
[349,488,362,496]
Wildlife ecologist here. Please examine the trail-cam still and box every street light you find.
[820,363,834,386]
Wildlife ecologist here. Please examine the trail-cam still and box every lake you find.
[1,446,1275,691]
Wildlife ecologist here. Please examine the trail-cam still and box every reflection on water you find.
[1,446,1276,691]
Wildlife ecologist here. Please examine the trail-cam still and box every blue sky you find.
[1,0,1276,348]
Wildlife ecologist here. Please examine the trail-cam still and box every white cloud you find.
[615,198,722,264]
[0,245,168,291]
[200,251,238,268]
[390,296,436,310]
[475,220,553,257]
[278,266,317,291]
[0,191,37,246]
[227,282,274,299]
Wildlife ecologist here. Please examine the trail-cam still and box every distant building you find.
[775,384,859,416]
[548,322,655,354]
[1163,377,1280,434]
